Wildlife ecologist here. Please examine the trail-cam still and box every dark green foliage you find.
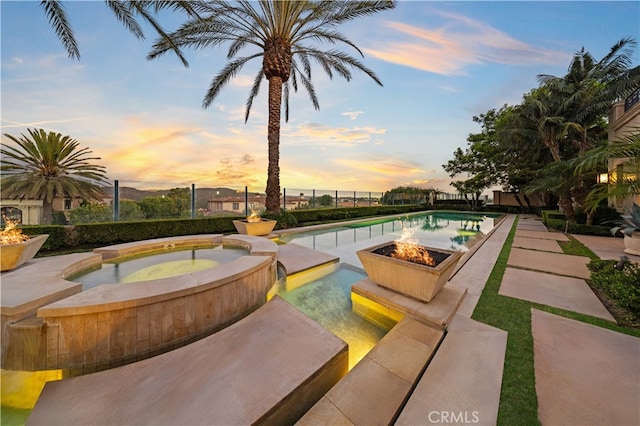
[316,194,334,207]
[21,225,70,251]
[70,203,112,223]
[588,259,640,317]
[263,209,298,229]
[544,218,612,236]
[24,217,240,252]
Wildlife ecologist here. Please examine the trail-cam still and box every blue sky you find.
[2,1,639,195]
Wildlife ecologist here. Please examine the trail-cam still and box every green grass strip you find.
[471,217,639,426]
[472,216,540,425]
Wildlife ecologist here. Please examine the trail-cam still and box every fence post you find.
[245,186,249,216]
[191,183,196,218]
[113,179,119,222]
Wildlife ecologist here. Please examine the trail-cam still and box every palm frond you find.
[40,0,80,59]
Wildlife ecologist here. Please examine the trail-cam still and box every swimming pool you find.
[278,211,501,253]
[273,265,390,369]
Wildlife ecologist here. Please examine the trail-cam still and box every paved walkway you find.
[502,215,639,426]
[298,213,638,425]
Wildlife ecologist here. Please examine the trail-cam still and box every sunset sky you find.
[1,1,639,195]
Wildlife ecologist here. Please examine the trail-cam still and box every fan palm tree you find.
[1,129,109,224]
[39,0,200,64]
[147,0,395,213]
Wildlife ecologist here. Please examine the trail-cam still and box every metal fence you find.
[1,179,463,225]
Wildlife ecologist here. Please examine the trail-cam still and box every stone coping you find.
[0,235,278,319]
[1,253,101,317]
[92,234,279,261]
[93,234,224,260]
[223,234,279,258]
[351,278,466,330]
[28,296,349,426]
[37,255,273,317]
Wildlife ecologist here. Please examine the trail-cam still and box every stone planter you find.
[356,242,462,302]
[0,234,49,272]
[623,231,640,256]
[233,219,277,236]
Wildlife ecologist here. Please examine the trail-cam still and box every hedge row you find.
[543,218,612,236]
[21,204,428,253]
[21,216,241,252]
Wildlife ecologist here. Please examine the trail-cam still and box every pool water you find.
[72,246,248,290]
[278,211,500,252]
[273,266,392,369]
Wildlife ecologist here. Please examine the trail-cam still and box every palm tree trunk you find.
[265,76,283,213]
[42,201,53,225]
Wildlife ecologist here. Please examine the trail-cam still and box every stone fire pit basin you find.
[356,242,462,302]
[0,234,49,272]
[233,219,277,236]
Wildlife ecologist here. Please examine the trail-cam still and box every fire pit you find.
[357,241,462,302]
[0,220,48,271]
[233,210,277,236]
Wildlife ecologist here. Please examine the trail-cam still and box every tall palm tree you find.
[1,129,109,224]
[147,0,395,213]
[502,87,582,219]
[537,38,639,222]
[39,0,200,64]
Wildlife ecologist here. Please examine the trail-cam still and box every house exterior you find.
[0,193,112,225]
[207,195,309,215]
[607,88,640,212]
[207,196,266,215]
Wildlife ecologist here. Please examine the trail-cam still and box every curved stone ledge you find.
[2,235,280,373]
[37,255,273,317]
[94,234,224,261]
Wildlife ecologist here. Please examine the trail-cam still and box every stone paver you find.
[396,315,507,426]
[515,229,569,241]
[508,247,590,279]
[277,242,339,274]
[532,309,640,426]
[572,233,640,263]
[512,236,563,252]
[499,268,615,322]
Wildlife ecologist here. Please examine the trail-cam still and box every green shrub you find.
[263,209,298,229]
[543,218,612,236]
[588,259,640,317]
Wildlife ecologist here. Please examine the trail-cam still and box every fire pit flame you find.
[392,226,435,266]
[0,216,30,245]
[246,210,261,223]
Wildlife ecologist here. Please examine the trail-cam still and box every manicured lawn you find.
[472,216,640,425]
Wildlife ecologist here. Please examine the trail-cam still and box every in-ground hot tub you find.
[2,234,278,374]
